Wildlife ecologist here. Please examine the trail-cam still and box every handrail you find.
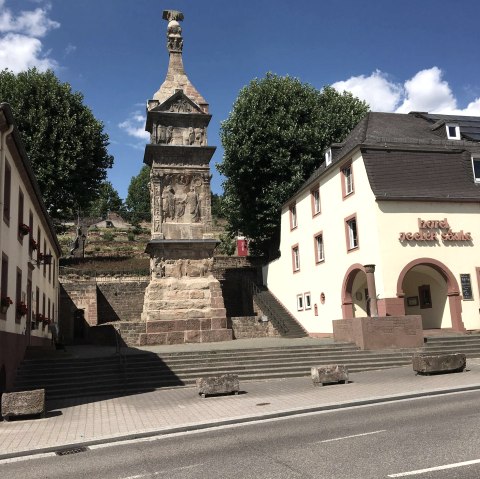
[113,325,127,385]
[243,276,290,335]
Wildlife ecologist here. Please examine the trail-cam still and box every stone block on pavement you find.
[412,353,466,375]
[196,374,240,398]
[311,365,349,386]
[1,389,45,421]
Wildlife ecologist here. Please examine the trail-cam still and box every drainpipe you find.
[0,121,15,262]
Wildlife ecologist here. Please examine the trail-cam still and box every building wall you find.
[264,151,480,333]
[264,150,381,333]
[1,126,59,392]
[375,201,480,330]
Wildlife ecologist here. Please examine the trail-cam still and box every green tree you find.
[218,74,368,259]
[125,165,151,223]
[0,68,113,220]
[211,192,225,219]
[86,181,124,218]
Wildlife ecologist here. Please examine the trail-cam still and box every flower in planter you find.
[19,223,31,236]
[30,238,37,250]
[17,301,28,316]
[36,313,44,322]
[43,318,51,326]
[1,296,12,313]
[1,296,13,307]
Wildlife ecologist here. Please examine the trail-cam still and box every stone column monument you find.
[139,10,232,345]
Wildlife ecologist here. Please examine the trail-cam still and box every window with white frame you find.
[304,292,311,310]
[311,188,320,215]
[297,294,304,311]
[472,157,480,183]
[346,216,358,250]
[292,245,300,272]
[314,233,324,263]
[446,124,460,140]
[342,164,353,196]
[290,203,297,229]
[325,148,332,166]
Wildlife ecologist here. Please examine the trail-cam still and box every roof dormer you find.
[446,123,460,140]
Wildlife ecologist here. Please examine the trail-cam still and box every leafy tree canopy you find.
[86,181,124,218]
[125,165,151,224]
[0,68,113,220]
[218,73,369,259]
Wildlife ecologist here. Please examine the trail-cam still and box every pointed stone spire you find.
[151,10,208,112]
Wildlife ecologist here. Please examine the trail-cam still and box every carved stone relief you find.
[152,257,213,279]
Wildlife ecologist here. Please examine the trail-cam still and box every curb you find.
[2,383,480,461]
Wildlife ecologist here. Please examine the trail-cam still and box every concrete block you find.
[413,353,466,375]
[196,374,240,397]
[1,389,46,420]
[311,365,349,386]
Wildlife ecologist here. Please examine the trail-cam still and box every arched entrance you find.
[397,258,464,331]
[341,264,370,319]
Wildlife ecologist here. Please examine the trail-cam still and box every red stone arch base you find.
[396,257,465,332]
[341,264,366,319]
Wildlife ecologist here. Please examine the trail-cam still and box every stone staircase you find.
[251,285,308,338]
[13,334,480,401]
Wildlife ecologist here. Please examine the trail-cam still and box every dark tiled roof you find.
[363,149,480,201]
[292,111,480,204]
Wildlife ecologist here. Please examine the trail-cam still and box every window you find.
[18,188,24,243]
[297,294,304,311]
[28,211,34,257]
[345,215,359,251]
[304,292,311,310]
[289,203,298,229]
[314,232,324,263]
[35,286,39,321]
[16,268,22,322]
[43,239,46,277]
[3,161,11,225]
[292,245,300,272]
[341,163,354,197]
[419,284,432,309]
[311,187,321,216]
[325,148,332,166]
[1,254,8,318]
[37,227,41,263]
[446,124,460,140]
[48,249,52,283]
[472,157,480,183]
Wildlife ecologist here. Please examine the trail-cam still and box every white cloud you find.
[0,33,57,71]
[0,1,59,72]
[395,67,456,113]
[332,70,402,112]
[0,5,59,37]
[333,67,480,116]
[118,112,149,142]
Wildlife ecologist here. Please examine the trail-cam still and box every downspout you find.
[0,122,15,260]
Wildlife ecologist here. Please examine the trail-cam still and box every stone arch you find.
[397,258,464,332]
[341,263,366,319]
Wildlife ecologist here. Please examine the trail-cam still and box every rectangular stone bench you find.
[413,353,466,375]
[1,389,46,421]
[311,365,349,386]
[196,374,240,398]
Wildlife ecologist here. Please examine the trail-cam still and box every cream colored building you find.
[0,103,61,392]
[264,112,480,335]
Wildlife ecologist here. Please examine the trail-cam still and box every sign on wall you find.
[460,274,473,300]
[399,218,473,243]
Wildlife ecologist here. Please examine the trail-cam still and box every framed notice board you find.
[460,274,473,300]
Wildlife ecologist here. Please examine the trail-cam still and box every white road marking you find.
[388,458,480,477]
[0,452,56,464]
[121,463,204,479]
[317,429,387,443]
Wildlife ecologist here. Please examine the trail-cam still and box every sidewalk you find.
[2,360,480,460]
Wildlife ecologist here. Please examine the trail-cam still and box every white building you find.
[264,112,480,336]
[0,103,61,392]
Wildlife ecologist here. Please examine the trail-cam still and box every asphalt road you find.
[3,390,480,478]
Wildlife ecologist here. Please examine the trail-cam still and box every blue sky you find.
[2,0,480,200]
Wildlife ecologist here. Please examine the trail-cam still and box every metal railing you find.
[242,276,290,335]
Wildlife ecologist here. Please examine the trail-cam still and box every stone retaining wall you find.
[229,316,281,339]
